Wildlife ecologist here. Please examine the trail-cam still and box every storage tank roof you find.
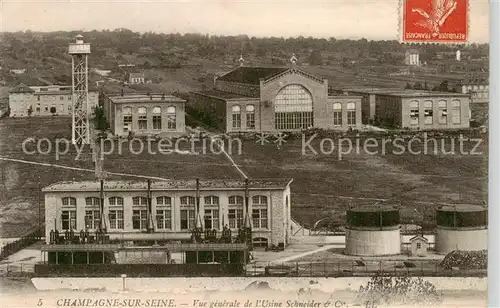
[348,205,399,213]
[437,204,487,212]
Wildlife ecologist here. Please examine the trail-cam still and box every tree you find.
[405,82,412,89]
[308,50,323,66]
[27,106,33,116]
[438,80,449,92]
[50,107,56,114]
[92,106,109,131]
[413,82,423,90]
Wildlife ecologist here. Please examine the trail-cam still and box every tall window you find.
[451,100,461,124]
[252,195,268,229]
[204,196,219,230]
[438,100,447,124]
[123,107,132,132]
[132,209,147,230]
[228,195,244,229]
[180,196,195,230]
[424,100,433,125]
[61,197,77,230]
[347,102,356,126]
[246,105,255,130]
[138,107,147,130]
[156,196,171,230]
[153,106,162,130]
[274,84,313,130]
[85,197,100,229]
[231,105,241,130]
[409,100,419,125]
[333,103,342,126]
[109,210,124,229]
[108,196,124,230]
[167,106,176,130]
[60,104,64,112]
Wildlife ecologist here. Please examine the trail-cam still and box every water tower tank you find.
[344,205,401,256]
[435,205,487,254]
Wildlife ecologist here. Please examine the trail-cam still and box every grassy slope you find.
[0,117,241,237]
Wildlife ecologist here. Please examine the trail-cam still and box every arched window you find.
[166,106,176,130]
[85,197,100,206]
[132,196,148,206]
[108,197,124,206]
[252,195,268,229]
[137,107,147,130]
[156,196,171,205]
[423,100,433,124]
[333,103,342,126]
[62,197,77,206]
[451,100,461,124]
[61,197,77,230]
[228,196,244,229]
[438,100,447,124]
[180,196,195,230]
[123,107,132,114]
[409,100,419,125]
[153,106,162,130]
[246,105,255,130]
[274,84,313,130]
[231,105,241,130]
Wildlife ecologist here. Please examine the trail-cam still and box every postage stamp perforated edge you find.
[398,0,471,45]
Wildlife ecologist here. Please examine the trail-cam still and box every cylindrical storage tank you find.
[345,205,401,256]
[435,205,488,254]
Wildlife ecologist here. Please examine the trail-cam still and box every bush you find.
[440,250,487,270]
[356,273,443,306]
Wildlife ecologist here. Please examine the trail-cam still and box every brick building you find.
[8,83,99,117]
[189,66,362,133]
[341,87,470,129]
[102,93,186,137]
[42,179,293,248]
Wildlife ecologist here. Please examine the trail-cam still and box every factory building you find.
[8,83,99,117]
[189,66,363,133]
[101,92,186,137]
[42,178,293,249]
[404,49,420,66]
[435,205,488,254]
[455,79,489,104]
[340,87,470,129]
[344,205,401,256]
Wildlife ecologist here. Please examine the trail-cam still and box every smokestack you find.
[100,179,106,232]
[147,179,154,233]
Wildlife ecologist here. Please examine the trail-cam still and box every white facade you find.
[344,227,401,256]
[405,51,420,66]
[42,179,293,248]
[435,227,488,254]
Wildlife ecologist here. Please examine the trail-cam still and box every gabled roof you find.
[129,72,145,78]
[409,235,428,242]
[9,83,35,94]
[217,67,290,85]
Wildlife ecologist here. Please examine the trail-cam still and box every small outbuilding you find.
[409,235,428,257]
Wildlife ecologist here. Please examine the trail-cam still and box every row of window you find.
[408,100,461,125]
[64,195,268,207]
[231,105,256,130]
[122,106,177,132]
[61,196,269,230]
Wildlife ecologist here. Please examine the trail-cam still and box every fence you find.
[247,260,487,278]
[0,228,43,261]
[0,263,36,276]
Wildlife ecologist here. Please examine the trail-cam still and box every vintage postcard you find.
[0,0,491,307]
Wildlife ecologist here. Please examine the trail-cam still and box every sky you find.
[0,0,491,43]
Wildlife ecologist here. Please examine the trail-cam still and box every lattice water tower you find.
[68,35,91,144]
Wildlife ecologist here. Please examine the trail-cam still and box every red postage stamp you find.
[401,0,468,43]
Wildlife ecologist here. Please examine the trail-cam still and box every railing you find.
[246,260,487,277]
[0,228,43,261]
